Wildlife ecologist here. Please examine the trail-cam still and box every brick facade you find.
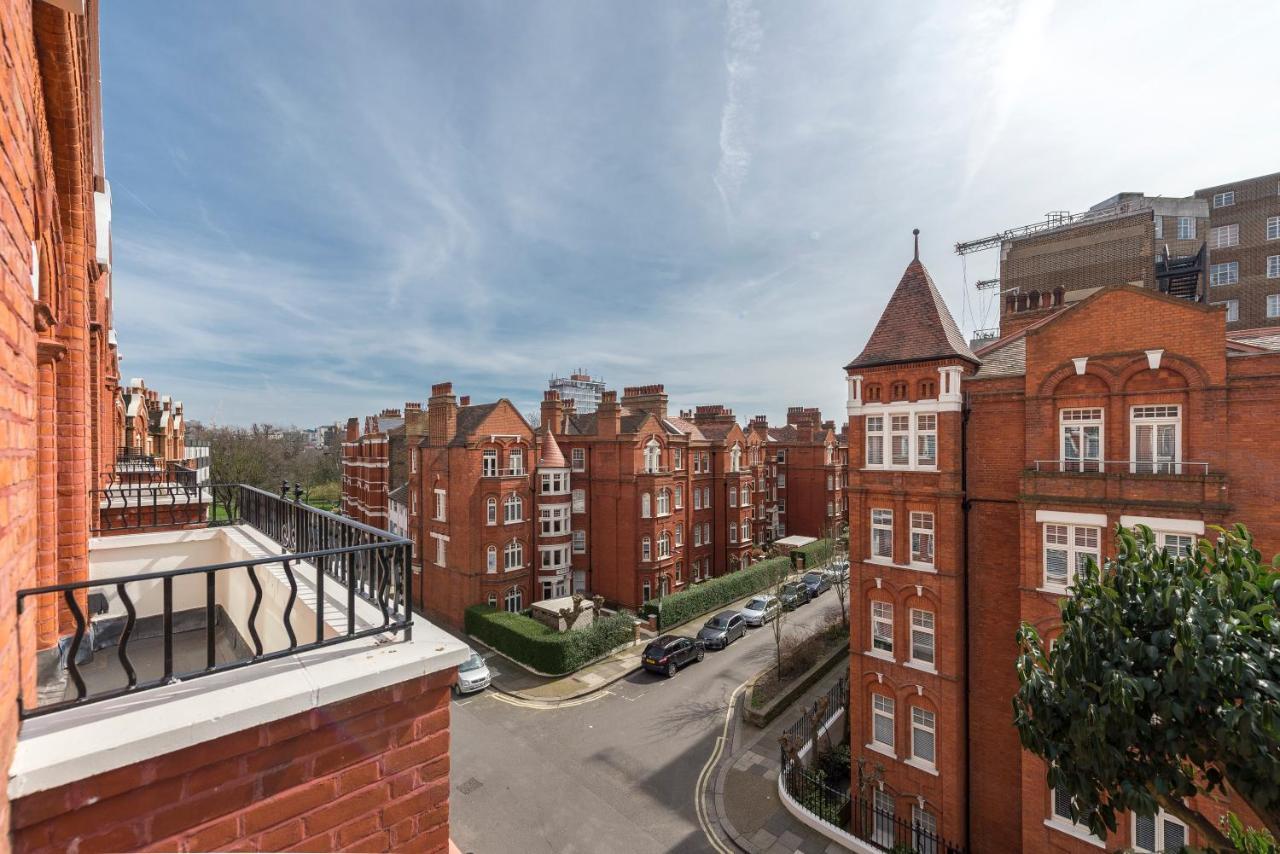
[10,671,453,854]
[846,245,1280,852]
[1195,172,1280,329]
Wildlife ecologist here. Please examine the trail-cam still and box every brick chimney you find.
[541,390,566,435]
[460,395,471,407]
[404,402,427,438]
[620,384,667,419]
[787,406,822,440]
[749,414,769,432]
[345,417,360,442]
[597,390,620,439]
[427,382,457,445]
[691,403,735,426]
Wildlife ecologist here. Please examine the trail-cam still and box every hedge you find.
[638,554,792,629]
[792,538,834,569]
[464,605,637,675]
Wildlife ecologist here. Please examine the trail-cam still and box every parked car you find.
[801,570,832,597]
[697,611,747,649]
[779,581,811,610]
[642,635,705,676]
[454,649,492,695]
[740,595,781,627]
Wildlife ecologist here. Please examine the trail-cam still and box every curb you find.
[467,635,645,704]
[708,689,765,854]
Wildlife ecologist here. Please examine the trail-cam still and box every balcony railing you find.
[778,676,965,854]
[18,484,413,719]
[1032,459,1210,475]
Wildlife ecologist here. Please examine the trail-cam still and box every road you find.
[448,592,847,854]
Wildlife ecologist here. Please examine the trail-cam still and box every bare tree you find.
[826,521,850,628]
[768,551,793,678]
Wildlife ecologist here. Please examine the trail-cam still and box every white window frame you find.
[1152,215,1162,240]
[504,493,523,524]
[674,484,683,509]
[728,523,737,544]
[641,492,652,518]
[486,545,497,573]
[1210,260,1239,286]
[434,535,446,567]
[1130,405,1181,474]
[673,447,683,470]
[910,511,935,568]
[1060,408,1103,473]
[1210,223,1239,249]
[486,497,497,525]
[916,414,937,467]
[641,536,652,562]
[871,601,893,656]
[693,524,703,547]
[1268,293,1280,318]
[909,608,936,671]
[572,529,585,553]
[1213,190,1235,208]
[1042,523,1100,592]
[865,416,884,466]
[571,489,585,514]
[1268,215,1280,241]
[1047,786,1104,847]
[890,414,911,466]
[870,694,895,755]
[909,706,936,770]
[703,487,711,508]
[644,438,661,473]
[504,586,522,613]
[1268,256,1280,279]
[658,531,671,558]
[693,489,702,511]
[728,487,738,507]
[675,523,683,547]
[507,448,525,476]
[657,489,670,516]
[741,521,749,541]
[1176,216,1194,240]
[1216,299,1240,322]
[433,489,447,522]
[871,509,893,562]
[504,540,523,571]
[482,449,498,477]
[571,447,585,471]
[1132,809,1188,854]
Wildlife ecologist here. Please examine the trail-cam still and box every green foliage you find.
[1224,812,1278,853]
[638,554,793,629]
[464,605,636,675]
[793,538,834,568]
[1013,524,1280,843]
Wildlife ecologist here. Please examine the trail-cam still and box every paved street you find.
[449,593,847,854]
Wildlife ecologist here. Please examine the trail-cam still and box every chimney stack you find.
[620,384,668,419]
[345,417,360,443]
[597,390,620,439]
[460,395,471,407]
[404,401,427,437]
[427,382,458,445]
[541,390,566,435]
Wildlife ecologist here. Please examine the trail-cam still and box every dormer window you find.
[729,443,742,472]
[644,438,661,473]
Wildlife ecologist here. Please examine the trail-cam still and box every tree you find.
[826,521,850,628]
[767,553,793,678]
[1013,524,1280,847]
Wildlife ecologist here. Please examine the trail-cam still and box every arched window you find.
[865,384,882,402]
[504,586,523,613]
[644,438,661,473]
[658,531,671,558]
[742,483,751,503]
[674,485,683,509]
[825,444,834,464]
[486,545,497,573]
[675,523,684,546]
[641,492,652,518]
[729,443,742,472]
[504,493,522,523]
[656,488,670,515]
[891,381,908,401]
[504,540,523,570]
[918,380,936,399]
[641,536,652,561]
[728,486,738,507]
[486,497,497,525]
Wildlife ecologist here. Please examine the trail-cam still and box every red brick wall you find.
[11,671,455,854]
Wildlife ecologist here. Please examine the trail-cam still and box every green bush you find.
[792,538,833,569]
[464,605,636,675]
[638,555,792,629]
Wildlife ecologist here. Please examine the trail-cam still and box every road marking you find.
[695,677,751,854]
[487,689,613,711]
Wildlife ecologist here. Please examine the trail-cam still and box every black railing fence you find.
[18,484,413,719]
[778,675,965,854]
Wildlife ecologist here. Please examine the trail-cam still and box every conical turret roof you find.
[846,240,978,370]
[538,428,566,468]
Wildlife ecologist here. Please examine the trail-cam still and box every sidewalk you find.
[708,661,849,854]
[480,570,819,704]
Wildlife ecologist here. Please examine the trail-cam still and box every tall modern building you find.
[548,370,605,413]
[960,170,1280,340]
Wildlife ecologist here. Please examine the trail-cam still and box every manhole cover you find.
[456,777,484,795]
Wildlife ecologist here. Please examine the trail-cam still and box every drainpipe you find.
[960,394,972,851]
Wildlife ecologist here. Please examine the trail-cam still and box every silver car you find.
[740,595,781,627]
[454,650,492,695]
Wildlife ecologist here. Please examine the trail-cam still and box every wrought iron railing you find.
[778,675,965,854]
[1031,459,1210,475]
[19,484,413,719]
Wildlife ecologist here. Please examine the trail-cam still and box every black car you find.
[801,570,832,597]
[779,581,811,610]
[697,611,747,650]
[642,635,705,676]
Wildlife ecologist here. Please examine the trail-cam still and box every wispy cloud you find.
[100,0,1280,427]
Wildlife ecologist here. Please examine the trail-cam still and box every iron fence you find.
[778,673,965,854]
[19,483,413,719]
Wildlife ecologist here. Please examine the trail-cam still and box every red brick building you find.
[341,404,425,529]
[845,234,1280,852]
[743,407,847,542]
[1,4,464,852]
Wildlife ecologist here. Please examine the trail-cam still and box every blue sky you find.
[101,1,1280,427]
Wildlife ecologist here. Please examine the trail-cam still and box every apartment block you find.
[341,404,425,528]
[977,171,1280,342]
[1,4,464,851]
[844,236,1280,852]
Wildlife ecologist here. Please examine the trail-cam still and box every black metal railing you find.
[19,483,413,719]
[94,481,207,534]
[778,675,965,854]
[116,447,156,467]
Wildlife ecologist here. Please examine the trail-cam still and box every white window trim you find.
[1035,510,1107,527]
[909,608,936,671]
[1132,809,1189,854]
[1059,408,1104,472]
[1040,523,1100,594]
[909,511,935,569]
[1118,516,1204,536]
[865,740,896,760]
[1129,405,1182,474]
[908,707,937,772]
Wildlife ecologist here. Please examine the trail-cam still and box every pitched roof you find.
[539,430,566,468]
[845,257,978,370]
[450,403,499,445]
[696,423,734,442]
[564,409,660,437]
